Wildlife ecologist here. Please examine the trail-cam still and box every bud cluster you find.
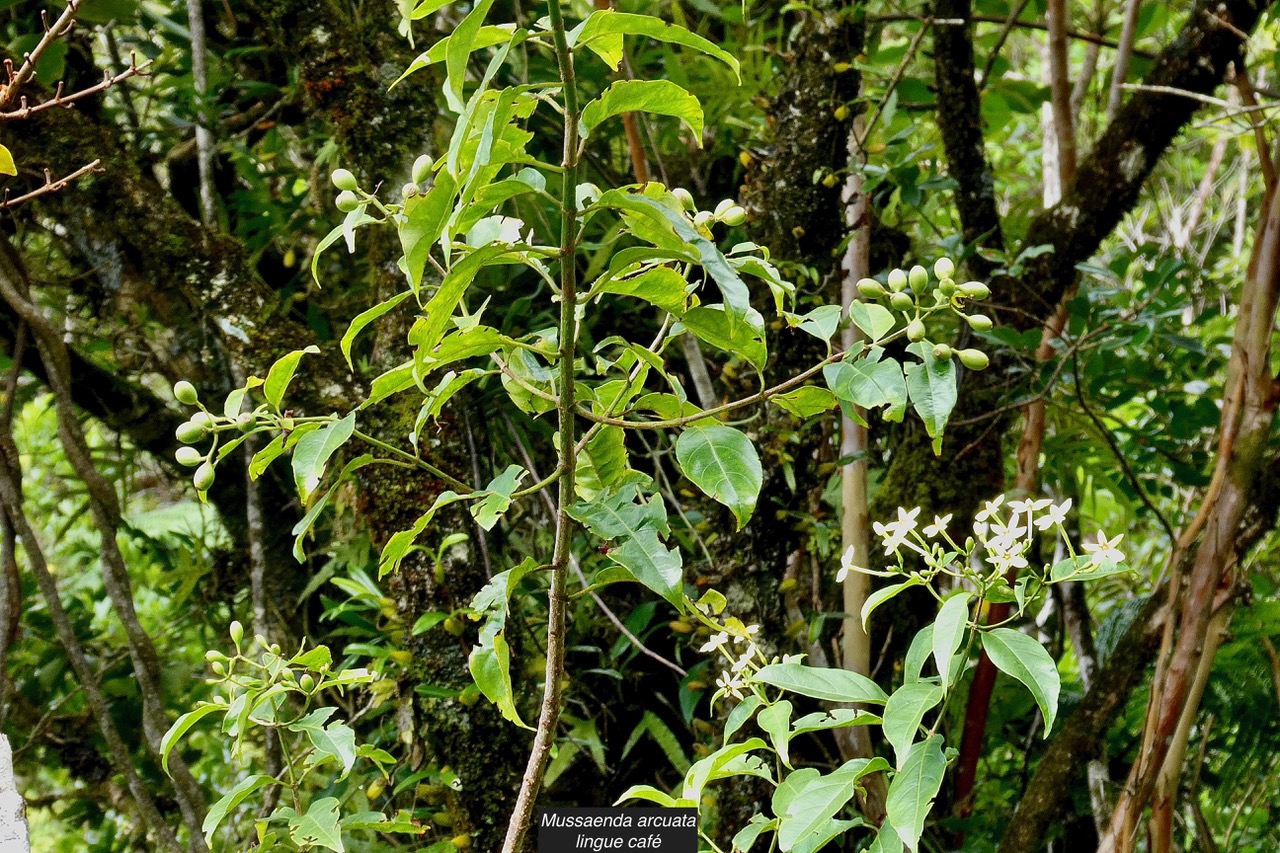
[671,187,747,232]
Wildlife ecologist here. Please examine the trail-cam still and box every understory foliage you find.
[3,0,1280,852]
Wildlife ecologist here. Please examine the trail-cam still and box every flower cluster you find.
[837,495,1127,588]
[700,621,763,701]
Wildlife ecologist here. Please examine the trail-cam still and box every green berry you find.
[907,319,926,342]
[330,168,358,191]
[834,104,851,121]
[229,620,244,646]
[335,190,360,212]
[193,462,215,491]
[721,206,747,226]
[939,278,957,296]
[856,278,886,299]
[966,314,993,332]
[299,673,316,692]
[672,187,695,211]
[714,198,734,217]
[889,292,914,312]
[908,264,928,293]
[932,343,953,360]
[412,154,434,185]
[958,348,990,370]
[934,257,955,280]
[402,183,419,199]
[693,211,713,228]
[176,446,203,468]
[960,281,990,300]
[173,380,198,405]
[887,269,908,292]
[236,412,257,432]
[175,421,204,444]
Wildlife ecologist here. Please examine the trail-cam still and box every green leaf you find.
[675,424,762,529]
[824,351,907,422]
[904,342,958,454]
[882,683,943,767]
[775,758,885,852]
[732,814,777,853]
[569,10,741,81]
[981,627,1061,733]
[0,144,16,177]
[161,702,223,775]
[790,708,881,735]
[392,24,516,88]
[615,785,686,808]
[932,592,972,690]
[861,577,923,631]
[413,244,514,355]
[341,291,412,368]
[202,774,275,845]
[469,628,529,728]
[682,738,768,802]
[264,346,321,411]
[471,464,526,530]
[885,735,946,853]
[594,265,689,315]
[724,694,763,741]
[581,80,703,141]
[288,708,358,779]
[848,302,896,341]
[289,797,344,852]
[681,305,767,372]
[757,700,793,768]
[292,413,356,502]
[399,172,459,292]
[445,0,498,112]
[791,305,842,344]
[567,485,684,606]
[378,491,469,579]
[754,663,887,704]
[771,386,837,419]
[904,624,934,684]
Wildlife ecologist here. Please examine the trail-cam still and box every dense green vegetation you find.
[0,0,1279,851]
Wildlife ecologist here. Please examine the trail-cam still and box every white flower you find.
[1035,499,1072,531]
[973,520,989,537]
[923,514,953,539]
[837,546,862,583]
[896,506,922,532]
[731,649,754,673]
[716,671,745,700]
[700,631,729,654]
[1008,498,1037,516]
[1082,531,1125,566]
[975,495,1005,523]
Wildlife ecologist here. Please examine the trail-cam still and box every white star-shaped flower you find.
[1082,531,1125,566]
[1035,499,1072,530]
[923,513,953,539]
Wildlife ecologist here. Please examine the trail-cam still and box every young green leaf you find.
[757,700,794,768]
[161,702,224,775]
[904,341,958,454]
[569,10,741,80]
[264,345,321,411]
[580,80,704,141]
[292,413,356,502]
[675,424,762,529]
[981,627,1061,733]
[932,591,972,690]
[288,707,358,778]
[289,797,345,852]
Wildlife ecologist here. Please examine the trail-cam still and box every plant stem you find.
[501,0,580,847]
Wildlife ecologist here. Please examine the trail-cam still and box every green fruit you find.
[958,348,990,370]
[299,674,315,692]
[190,411,216,428]
[204,650,227,663]
[834,104,851,121]
[335,190,360,212]
[889,292,914,312]
[714,198,734,217]
[672,187,695,211]
[938,278,957,296]
[236,412,257,431]
[412,154,434,184]
[402,182,419,199]
[908,264,928,293]
[229,620,244,646]
[173,380,198,405]
[934,257,955,280]
[693,210,713,228]
[175,421,204,443]
[721,205,747,226]
[966,314,993,332]
[176,446,203,468]
[330,168,358,191]
[887,268,908,292]
[961,281,990,300]
[193,462,215,491]
[932,343,953,360]
[907,319,926,342]
[856,278,886,299]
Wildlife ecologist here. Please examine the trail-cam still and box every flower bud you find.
[906,319,926,342]
[714,198,734,217]
[693,210,713,228]
[412,154,434,184]
[176,446,203,468]
[193,462,216,491]
[856,278,885,299]
[721,205,747,226]
[402,182,419,199]
[908,264,928,293]
[933,257,955,280]
[173,380,199,405]
[966,314,993,332]
[205,650,227,663]
[190,411,216,429]
[211,660,226,676]
[932,343,953,360]
[887,268,908,292]
[229,620,244,646]
[958,348,990,370]
[672,187,695,211]
[889,292,914,312]
[335,190,360,212]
